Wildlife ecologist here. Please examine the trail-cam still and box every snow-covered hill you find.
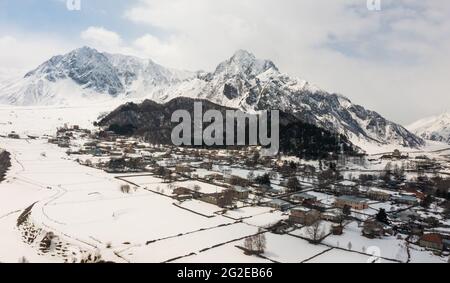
[408,112,450,144]
[0,47,424,149]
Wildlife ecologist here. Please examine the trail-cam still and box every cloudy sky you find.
[0,0,449,125]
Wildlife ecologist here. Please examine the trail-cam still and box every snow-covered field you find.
[0,105,449,263]
[0,101,128,137]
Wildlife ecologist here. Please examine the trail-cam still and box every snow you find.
[290,221,334,240]
[0,138,237,262]
[408,245,448,263]
[0,101,125,137]
[174,242,271,263]
[408,112,450,144]
[177,200,222,217]
[305,248,398,263]
[261,233,330,263]
[119,222,259,263]
[243,211,286,228]
[224,206,274,220]
[323,222,409,262]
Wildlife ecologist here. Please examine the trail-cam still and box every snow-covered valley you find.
[0,104,449,263]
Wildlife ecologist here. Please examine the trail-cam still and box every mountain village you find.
[1,118,449,263]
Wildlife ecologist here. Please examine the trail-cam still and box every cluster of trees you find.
[376,209,389,224]
[107,157,144,171]
[430,176,450,199]
[245,151,260,167]
[229,175,251,187]
[381,162,406,184]
[358,174,378,185]
[277,161,299,176]
[154,166,175,183]
[318,166,343,191]
[286,177,302,193]
[407,175,450,200]
[255,173,271,186]
[277,115,358,160]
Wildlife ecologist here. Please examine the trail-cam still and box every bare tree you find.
[306,221,326,244]
[254,229,267,254]
[193,185,201,193]
[120,184,131,194]
[244,237,254,255]
[247,171,255,183]
[243,230,267,255]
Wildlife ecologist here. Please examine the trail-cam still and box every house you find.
[419,234,444,251]
[392,194,418,205]
[205,173,224,182]
[175,164,193,174]
[392,149,402,159]
[199,162,213,170]
[367,188,391,201]
[291,193,317,204]
[176,194,193,201]
[333,180,358,195]
[331,225,344,235]
[266,199,291,211]
[401,188,425,201]
[362,220,386,239]
[7,131,20,139]
[233,186,250,200]
[321,208,343,223]
[335,195,369,210]
[289,208,321,225]
[201,191,233,208]
[381,149,408,160]
[255,184,272,195]
[394,209,420,222]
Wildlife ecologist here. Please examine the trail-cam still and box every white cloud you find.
[0,33,75,75]
[81,26,122,50]
[1,1,449,124]
[133,34,181,65]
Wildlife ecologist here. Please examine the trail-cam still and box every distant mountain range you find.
[0,46,424,149]
[408,112,450,144]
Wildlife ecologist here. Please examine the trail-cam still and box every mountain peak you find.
[408,112,450,144]
[231,49,257,61]
[73,46,99,54]
[214,50,278,77]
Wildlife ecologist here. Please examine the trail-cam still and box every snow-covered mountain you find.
[0,47,424,148]
[154,50,422,148]
[408,112,450,144]
[0,47,194,105]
